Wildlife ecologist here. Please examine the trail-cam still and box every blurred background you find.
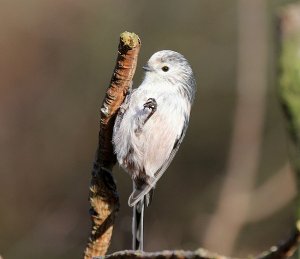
[0,0,298,258]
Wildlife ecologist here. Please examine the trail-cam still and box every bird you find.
[112,50,196,251]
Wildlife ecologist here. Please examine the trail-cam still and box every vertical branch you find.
[84,32,141,259]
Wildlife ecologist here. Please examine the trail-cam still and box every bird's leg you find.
[135,98,157,134]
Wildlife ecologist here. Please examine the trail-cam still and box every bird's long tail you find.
[133,197,144,250]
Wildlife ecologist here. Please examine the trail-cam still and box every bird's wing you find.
[113,89,134,131]
[128,117,189,207]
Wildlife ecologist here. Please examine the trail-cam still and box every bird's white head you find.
[143,50,196,102]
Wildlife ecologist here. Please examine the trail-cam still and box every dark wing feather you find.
[128,118,189,207]
[114,90,133,131]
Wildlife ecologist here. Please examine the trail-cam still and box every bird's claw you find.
[143,98,157,111]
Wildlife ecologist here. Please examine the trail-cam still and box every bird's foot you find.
[143,98,157,112]
[143,98,157,124]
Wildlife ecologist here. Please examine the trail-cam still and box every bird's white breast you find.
[113,79,190,179]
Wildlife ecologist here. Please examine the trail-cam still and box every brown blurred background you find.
[0,0,297,258]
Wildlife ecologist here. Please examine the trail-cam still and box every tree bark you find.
[83,31,141,259]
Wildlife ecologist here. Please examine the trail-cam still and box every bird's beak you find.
[143,64,153,72]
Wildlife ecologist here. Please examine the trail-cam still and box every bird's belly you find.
[114,92,186,179]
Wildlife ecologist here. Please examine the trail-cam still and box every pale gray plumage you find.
[112,50,196,250]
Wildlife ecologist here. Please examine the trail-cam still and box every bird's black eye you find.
[161,66,169,72]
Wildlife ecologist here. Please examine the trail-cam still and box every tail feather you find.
[131,182,155,250]
[128,184,155,207]
[145,188,154,206]
[133,197,144,250]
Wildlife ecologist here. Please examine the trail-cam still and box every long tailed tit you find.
[112,50,196,250]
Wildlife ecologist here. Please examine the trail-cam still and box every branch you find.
[256,221,300,259]
[83,31,141,259]
[102,248,231,259]
[93,221,300,259]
